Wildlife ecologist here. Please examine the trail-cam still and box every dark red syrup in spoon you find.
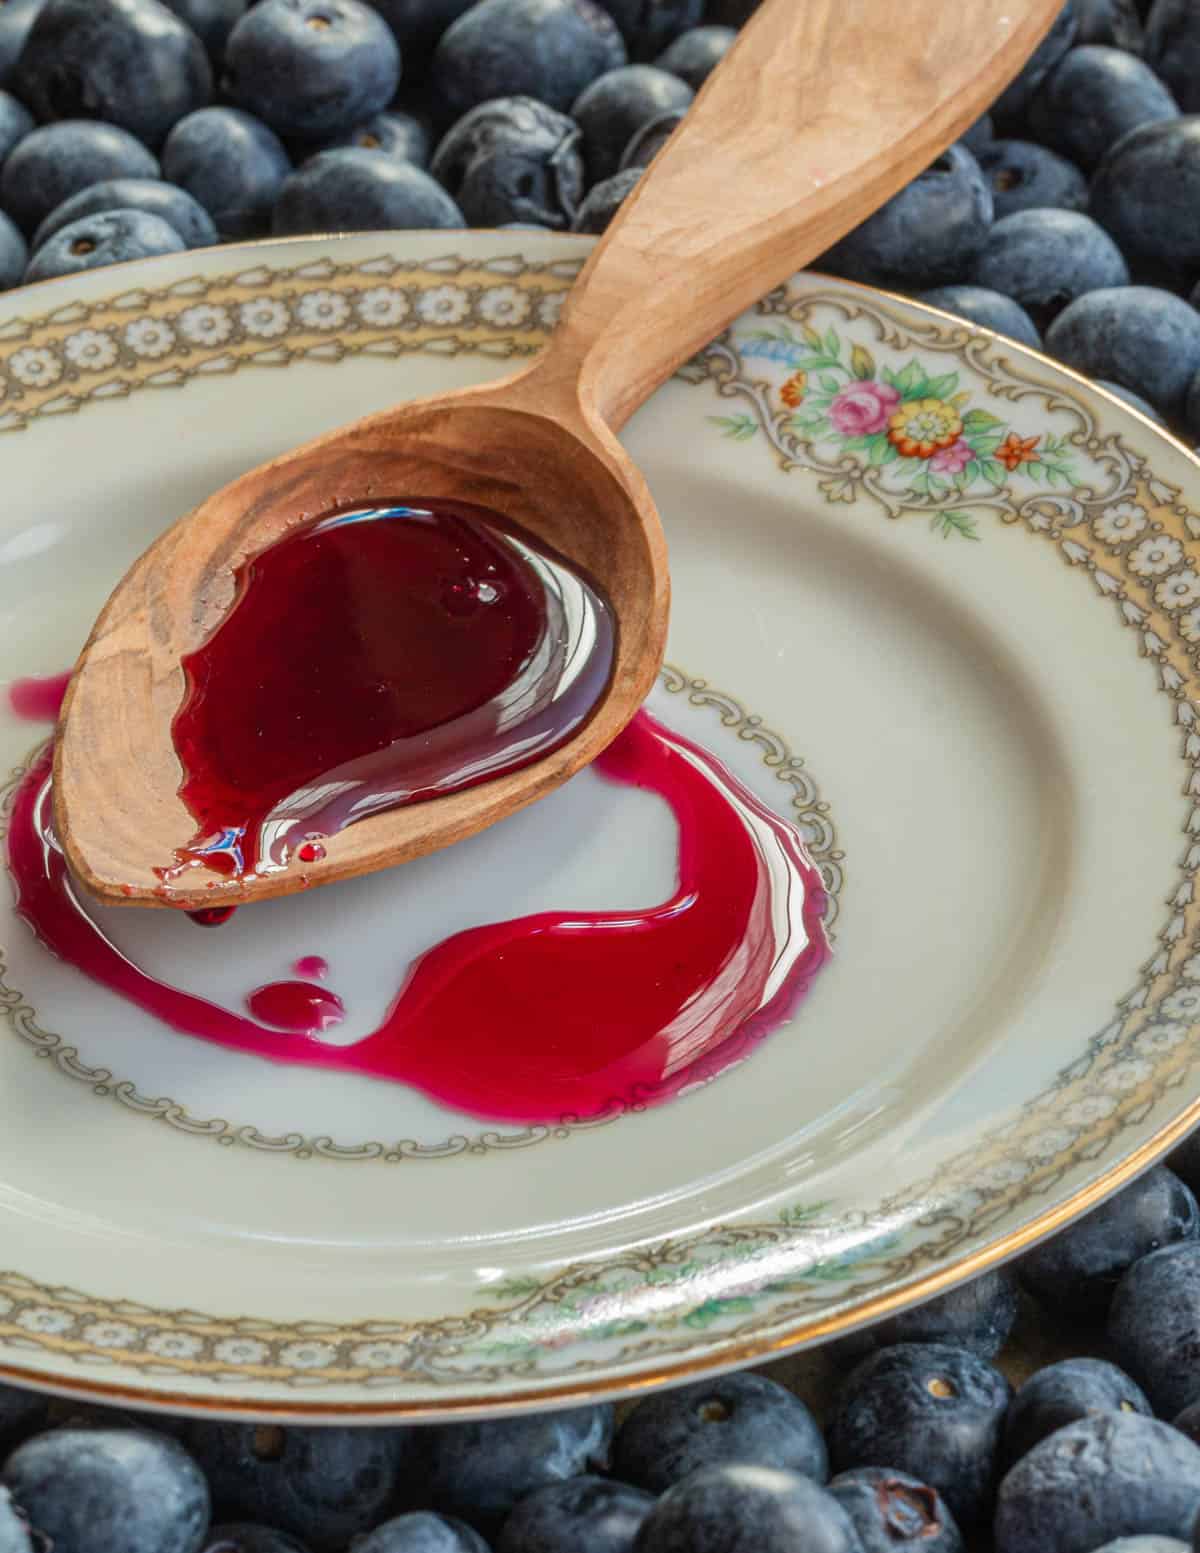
[8,712,831,1122]
[166,499,615,884]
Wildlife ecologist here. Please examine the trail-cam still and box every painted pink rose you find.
[828,380,901,436]
[930,437,974,474]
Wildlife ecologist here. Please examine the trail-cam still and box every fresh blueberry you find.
[1109,1241,1200,1414]
[1091,1543,1191,1553]
[1145,0,1200,114]
[828,1467,963,1553]
[1074,0,1144,49]
[592,0,703,61]
[363,0,478,78]
[0,91,32,166]
[497,1476,654,1553]
[1171,1394,1200,1450]
[1019,1167,1199,1321]
[572,65,692,182]
[34,177,217,249]
[431,0,627,119]
[158,0,248,61]
[976,138,1087,217]
[0,1383,48,1453]
[320,109,431,165]
[0,0,45,88]
[162,106,290,236]
[183,1423,410,1553]
[654,25,734,88]
[431,96,584,228]
[0,1489,32,1553]
[24,206,185,280]
[273,145,463,231]
[834,1269,1019,1363]
[224,0,400,140]
[571,166,641,231]
[1096,379,1167,423]
[916,284,1042,347]
[1090,119,1200,281]
[820,143,992,289]
[2,1428,210,1553]
[633,1465,859,1553]
[1028,45,1178,170]
[960,113,994,154]
[994,1413,1200,1553]
[1170,1127,1200,1197]
[619,106,685,168]
[353,1514,490,1553]
[991,0,1079,130]
[612,1372,827,1495]
[15,0,212,148]
[0,120,159,236]
[968,208,1129,330]
[424,1404,614,1537]
[829,1342,1011,1527]
[1044,286,1200,416]
[203,1527,310,1553]
[1003,1358,1152,1468]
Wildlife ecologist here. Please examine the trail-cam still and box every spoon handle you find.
[536,0,1062,432]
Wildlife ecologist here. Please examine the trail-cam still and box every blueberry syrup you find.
[7,712,830,1123]
[7,672,70,724]
[165,498,615,885]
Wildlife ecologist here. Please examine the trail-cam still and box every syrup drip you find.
[8,672,70,723]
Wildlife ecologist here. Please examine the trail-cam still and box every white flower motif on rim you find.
[536,291,566,330]
[297,290,350,332]
[124,318,176,359]
[1092,501,1147,544]
[1163,986,1200,1020]
[350,1341,412,1370]
[1156,568,1200,612]
[179,303,233,346]
[1181,605,1200,645]
[975,1158,1027,1190]
[279,1340,337,1370]
[81,1320,138,1349]
[1130,534,1183,578]
[415,284,471,327]
[355,286,411,328]
[1025,1128,1075,1160]
[213,1337,270,1366]
[478,284,532,328]
[63,329,118,372]
[8,346,63,389]
[1061,1095,1118,1126]
[145,1331,204,1360]
[1098,1059,1153,1092]
[0,1296,13,1317]
[1138,1020,1188,1050]
[1182,954,1200,981]
[239,298,290,339]
[16,1307,75,1336]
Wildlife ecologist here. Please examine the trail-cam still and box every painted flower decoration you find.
[930,437,974,474]
[1130,535,1183,578]
[239,298,290,339]
[995,433,1041,471]
[1155,568,1200,611]
[1093,501,1148,544]
[8,346,63,388]
[830,380,900,437]
[888,398,963,458]
[63,328,117,372]
[478,284,532,328]
[297,289,350,332]
[416,284,470,327]
[780,370,807,410]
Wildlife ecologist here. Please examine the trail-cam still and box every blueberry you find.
[572,65,692,182]
[15,0,212,149]
[162,106,290,236]
[354,1514,490,1553]
[0,1489,32,1553]
[2,1428,210,1553]
[819,143,993,290]
[1092,1543,1191,1553]
[571,166,641,231]
[1003,1358,1152,1468]
[1074,0,1144,49]
[203,1527,310,1553]
[612,1373,827,1495]
[828,1467,963,1553]
[320,109,431,165]
[1020,1168,1199,1321]
[363,0,478,78]
[1110,1242,1200,1414]
[34,177,217,249]
[431,0,627,119]
[183,1423,410,1553]
[431,97,584,228]
[917,284,1042,347]
[0,0,45,88]
[497,1476,654,1553]
[1145,0,1200,113]
[0,91,32,166]
[424,1404,613,1537]
[223,0,400,139]
[991,0,1079,129]
[1097,379,1166,422]
[0,120,159,236]
[994,1414,1200,1553]
[1044,286,1200,416]
[829,1343,1011,1527]
[0,1383,48,1453]
[592,0,703,61]
[633,1465,859,1553]
[834,1269,1019,1363]
[960,113,994,154]
[1170,1127,1200,1197]
[273,145,463,231]
[24,206,185,279]
[1028,45,1178,170]
[1090,119,1200,280]
[976,138,1087,217]
[158,0,248,61]
[969,208,1129,331]
[619,106,685,169]
[654,25,734,88]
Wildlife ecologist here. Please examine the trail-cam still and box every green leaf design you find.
[850,343,876,380]
[894,360,926,396]
[967,431,1006,458]
[485,1277,544,1301]
[823,327,840,358]
[882,365,900,390]
[789,413,828,433]
[802,323,824,350]
[778,1201,833,1227]
[980,457,1007,485]
[867,436,894,466]
[924,372,960,400]
[930,509,980,541]
[708,413,758,441]
[683,1297,757,1329]
[962,408,1005,433]
[819,373,840,394]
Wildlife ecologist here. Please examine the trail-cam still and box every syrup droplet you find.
[297,840,326,864]
[8,671,71,723]
[293,955,330,981]
[246,981,346,1036]
[188,906,237,927]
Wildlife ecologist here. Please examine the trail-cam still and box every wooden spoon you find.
[55,0,1062,911]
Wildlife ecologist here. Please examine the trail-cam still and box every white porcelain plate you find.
[1,231,1198,1420]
